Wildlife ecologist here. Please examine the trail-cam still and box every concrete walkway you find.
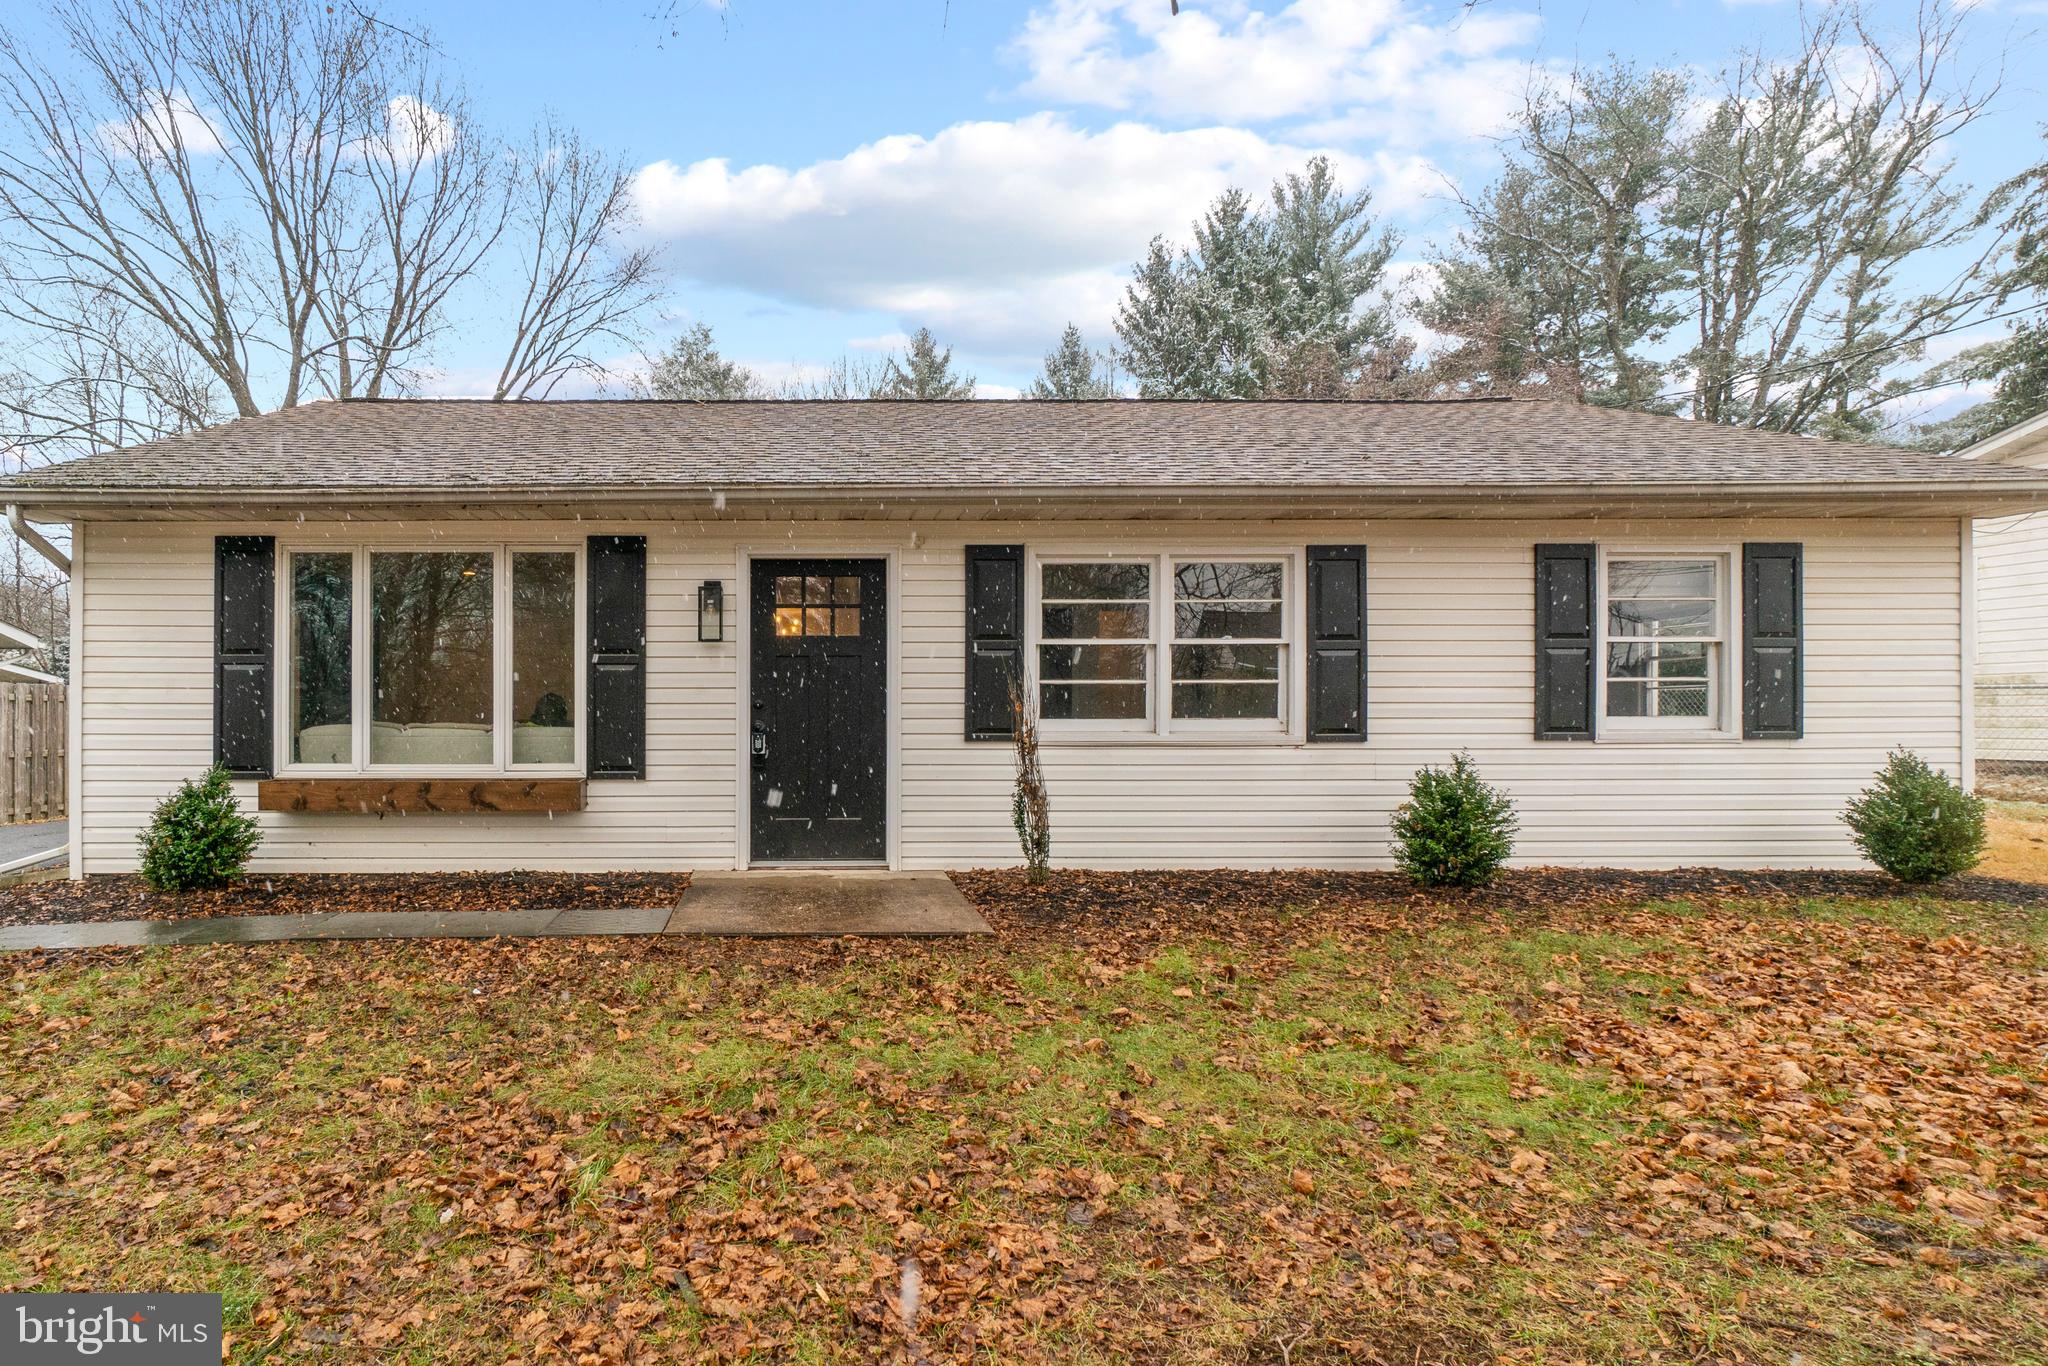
[0,871,991,951]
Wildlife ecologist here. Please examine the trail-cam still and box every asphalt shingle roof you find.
[1,397,2033,495]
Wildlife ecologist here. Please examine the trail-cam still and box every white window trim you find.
[274,541,588,778]
[1167,554,1289,736]
[1031,555,1156,735]
[1595,545,1741,742]
[1026,548,1301,743]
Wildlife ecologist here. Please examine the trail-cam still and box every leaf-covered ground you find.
[3,859,2046,1360]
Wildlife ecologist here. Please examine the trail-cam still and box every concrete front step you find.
[665,871,991,936]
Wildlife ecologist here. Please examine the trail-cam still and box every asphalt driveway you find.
[0,820,64,866]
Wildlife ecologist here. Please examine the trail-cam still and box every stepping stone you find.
[665,871,991,937]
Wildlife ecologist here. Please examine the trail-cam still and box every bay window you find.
[1601,553,1729,732]
[281,544,582,772]
[1034,553,1292,736]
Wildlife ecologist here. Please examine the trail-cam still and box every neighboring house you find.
[1966,409,2048,770]
[4,397,2046,877]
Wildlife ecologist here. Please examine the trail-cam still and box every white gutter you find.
[14,476,2048,506]
[4,504,69,575]
[0,843,65,876]
[0,620,44,651]
[0,660,59,684]
[1957,409,2048,465]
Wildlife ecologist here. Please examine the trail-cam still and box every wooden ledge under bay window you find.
[256,778,587,815]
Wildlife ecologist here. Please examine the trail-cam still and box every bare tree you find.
[0,0,662,463]
[775,354,892,400]
[492,122,662,401]
[1424,0,2004,436]
[1670,1,2000,436]
[319,74,505,400]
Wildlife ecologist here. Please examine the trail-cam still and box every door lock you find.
[750,723,769,763]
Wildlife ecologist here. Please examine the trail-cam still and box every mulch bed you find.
[0,871,690,927]
[3,864,2037,935]
[951,864,2048,926]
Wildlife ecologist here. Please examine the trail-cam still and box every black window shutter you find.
[964,544,1024,741]
[587,535,647,778]
[1743,542,1803,740]
[214,535,275,777]
[1306,545,1367,742]
[1535,543,1596,741]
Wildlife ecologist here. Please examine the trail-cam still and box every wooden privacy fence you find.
[0,682,65,824]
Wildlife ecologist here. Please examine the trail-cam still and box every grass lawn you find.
[3,843,2047,1360]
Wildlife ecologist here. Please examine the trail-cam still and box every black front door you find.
[750,559,888,862]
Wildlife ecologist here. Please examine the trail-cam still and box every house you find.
[6,396,2047,877]
[1965,409,2048,771]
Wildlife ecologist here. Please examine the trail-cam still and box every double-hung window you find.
[1034,553,1291,736]
[1038,561,1153,726]
[282,544,583,773]
[1601,553,1729,732]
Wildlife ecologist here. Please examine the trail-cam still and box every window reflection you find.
[371,551,495,765]
[512,553,575,765]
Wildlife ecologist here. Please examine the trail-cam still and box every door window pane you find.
[290,552,352,764]
[371,551,495,765]
[512,553,575,766]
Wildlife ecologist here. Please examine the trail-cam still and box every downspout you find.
[5,505,70,576]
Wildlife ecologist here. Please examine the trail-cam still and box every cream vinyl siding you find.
[1972,440,2048,761]
[1975,438,2048,678]
[74,515,1964,874]
[1975,510,2048,676]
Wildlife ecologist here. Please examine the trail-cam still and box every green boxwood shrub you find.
[1842,748,1985,884]
[1390,752,1518,887]
[137,764,262,891]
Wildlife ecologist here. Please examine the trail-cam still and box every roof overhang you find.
[11,478,2048,523]
[1959,409,2048,466]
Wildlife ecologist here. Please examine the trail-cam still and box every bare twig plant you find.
[1008,677,1051,886]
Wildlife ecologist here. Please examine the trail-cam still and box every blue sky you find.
[409,0,2045,405]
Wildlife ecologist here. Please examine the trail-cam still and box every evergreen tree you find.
[1917,141,2048,448]
[1914,322,2048,450]
[1264,157,1400,383]
[642,323,762,400]
[1422,67,1687,411]
[1114,157,1398,398]
[879,327,975,399]
[1422,10,2000,435]
[1028,323,1114,399]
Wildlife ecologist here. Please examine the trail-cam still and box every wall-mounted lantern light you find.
[698,580,725,642]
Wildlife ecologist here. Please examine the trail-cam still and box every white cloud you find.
[1009,0,1542,145]
[95,90,222,161]
[631,113,1424,353]
[354,95,458,165]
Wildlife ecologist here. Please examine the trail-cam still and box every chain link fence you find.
[1977,678,2048,800]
